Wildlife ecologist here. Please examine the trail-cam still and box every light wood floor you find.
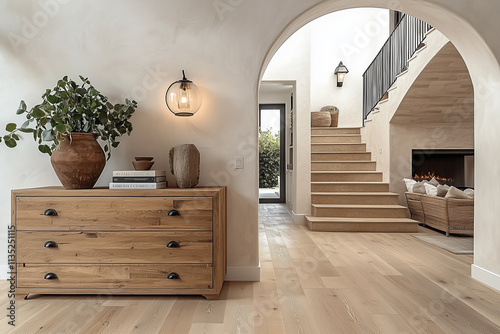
[1,204,500,333]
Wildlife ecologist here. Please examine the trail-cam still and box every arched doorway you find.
[258,0,500,291]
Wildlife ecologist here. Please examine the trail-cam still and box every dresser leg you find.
[15,294,29,300]
[203,294,220,300]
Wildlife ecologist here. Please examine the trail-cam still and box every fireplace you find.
[412,149,474,188]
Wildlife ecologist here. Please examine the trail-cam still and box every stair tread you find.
[311,127,362,130]
[311,134,361,137]
[311,151,370,154]
[311,171,382,174]
[305,216,416,223]
[312,181,388,184]
[311,160,374,163]
[312,204,406,209]
[312,143,365,145]
[312,192,398,196]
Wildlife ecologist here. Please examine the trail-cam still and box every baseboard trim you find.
[0,265,10,280]
[291,211,306,225]
[471,264,500,292]
[225,264,260,281]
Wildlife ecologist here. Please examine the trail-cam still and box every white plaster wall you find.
[0,0,499,291]
[310,9,389,127]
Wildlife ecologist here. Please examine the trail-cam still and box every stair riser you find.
[312,144,366,153]
[311,162,376,171]
[312,207,407,218]
[311,153,371,161]
[311,136,361,143]
[311,173,383,182]
[311,195,399,205]
[312,128,360,135]
[307,221,418,233]
[311,183,390,192]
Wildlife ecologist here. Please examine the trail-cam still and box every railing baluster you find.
[363,14,432,123]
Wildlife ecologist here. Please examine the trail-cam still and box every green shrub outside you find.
[259,129,280,188]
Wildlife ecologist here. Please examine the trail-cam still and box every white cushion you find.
[464,188,474,199]
[412,182,427,194]
[436,184,450,197]
[424,183,438,196]
[445,186,470,199]
[403,178,417,192]
[428,177,440,186]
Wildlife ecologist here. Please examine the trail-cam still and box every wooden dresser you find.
[12,186,226,300]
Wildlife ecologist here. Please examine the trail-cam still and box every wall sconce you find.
[334,61,349,87]
[165,70,202,116]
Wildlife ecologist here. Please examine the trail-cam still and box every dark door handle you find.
[44,273,58,280]
[167,209,180,216]
[43,241,58,248]
[43,208,58,216]
[166,272,180,280]
[166,240,181,248]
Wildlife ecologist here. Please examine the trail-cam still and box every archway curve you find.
[257,0,500,290]
[259,0,499,87]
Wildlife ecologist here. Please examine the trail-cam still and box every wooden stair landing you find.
[307,127,418,232]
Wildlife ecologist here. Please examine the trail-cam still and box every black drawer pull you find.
[167,272,180,280]
[166,240,181,248]
[43,208,58,216]
[167,209,180,216]
[44,273,58,280]
[43,241,58,248]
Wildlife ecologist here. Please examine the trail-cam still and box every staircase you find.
[305,127,418,232]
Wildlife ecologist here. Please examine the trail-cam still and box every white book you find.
[109,182,167,189]
[112,170,167,177]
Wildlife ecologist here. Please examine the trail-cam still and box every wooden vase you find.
[50,133,106,189]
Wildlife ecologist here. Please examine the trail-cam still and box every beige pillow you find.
[445,186,470,199]
[436,184,450,197]
[464,188,474,199]
[428,177,440,186]
[424,183,438,196]
[403,178,417,192]
[412,182,427,194]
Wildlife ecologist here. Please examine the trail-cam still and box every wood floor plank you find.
[129,299,175,334]
[158,298,199,334]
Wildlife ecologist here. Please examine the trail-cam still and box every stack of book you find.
[109,170,168,189]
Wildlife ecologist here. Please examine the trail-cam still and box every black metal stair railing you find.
[362,14,432,123]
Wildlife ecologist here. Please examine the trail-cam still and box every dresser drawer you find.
[17,264,213,289]
[17,231,213,264]
[16,196,212,230]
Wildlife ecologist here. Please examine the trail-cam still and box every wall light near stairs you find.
[334,61,349,87]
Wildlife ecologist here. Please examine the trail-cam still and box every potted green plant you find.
[1,75,137,189]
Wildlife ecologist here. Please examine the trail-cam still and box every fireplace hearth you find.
[412,149,474,188]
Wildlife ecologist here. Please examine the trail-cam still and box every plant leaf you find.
[42,129,54,141]
[55,123,66,133]
[38,144,51,154]
[6,123,16,132]
[32,107,45,118]
[16,101,27,114]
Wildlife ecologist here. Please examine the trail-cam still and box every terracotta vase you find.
[50,133,106,189]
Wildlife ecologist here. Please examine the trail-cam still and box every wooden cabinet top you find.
[12,186,226,197]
